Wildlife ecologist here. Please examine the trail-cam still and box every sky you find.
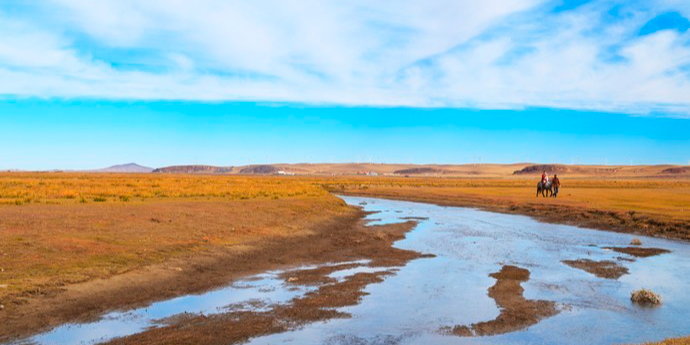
[1,0,689,169]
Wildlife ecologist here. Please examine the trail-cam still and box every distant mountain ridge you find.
[95,163,153,173]
[152,165,233,174]
[46,162,690,177]
[239,165,280,174]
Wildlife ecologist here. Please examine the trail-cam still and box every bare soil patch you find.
[563,259,629,279]
[445,265,558,337]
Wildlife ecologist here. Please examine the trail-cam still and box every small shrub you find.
[93,197,107,202]
[631,289,662,306]
[119,196,130,202]
[630,238,642,246]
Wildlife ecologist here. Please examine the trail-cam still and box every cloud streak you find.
[0,0,689,115]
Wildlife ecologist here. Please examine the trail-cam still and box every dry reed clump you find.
[630,238,642,245]
[631,289,662,306]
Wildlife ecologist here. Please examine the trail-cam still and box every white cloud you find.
[0,0,689,115]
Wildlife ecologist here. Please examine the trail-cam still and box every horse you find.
[537,180,553,197]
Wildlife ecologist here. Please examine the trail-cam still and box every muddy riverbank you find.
[0,206,420,343]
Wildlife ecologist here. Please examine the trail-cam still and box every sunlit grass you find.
[0,173,327,204]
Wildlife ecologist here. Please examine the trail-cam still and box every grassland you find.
[0,173,351,322]
[0,172,327,205]
[1,172,690,343]
[3,173,689,302]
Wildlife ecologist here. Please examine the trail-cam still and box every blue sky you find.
[1,1,689,169]
[2,101,689,170]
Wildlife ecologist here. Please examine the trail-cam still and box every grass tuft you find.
[631,289,662,306]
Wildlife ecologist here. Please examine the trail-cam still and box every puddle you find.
[245,197,690,345]
[10,197,690,345]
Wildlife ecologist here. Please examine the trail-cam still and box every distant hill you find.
[393,167,445,175]
[238,165,280,174]
[659,167,690,175]
[96,163,153,173]
[513,164,580,175]
[512,164,690,177]
[73,163,690,178]
[152,165,233,174]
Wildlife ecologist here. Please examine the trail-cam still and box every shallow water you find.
[12,197,690,345]
[11,261,369,345]
[246,197,690,345]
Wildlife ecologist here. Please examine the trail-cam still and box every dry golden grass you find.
[644,337,690,345]
[0,172,330,205]
[631,289,662,306]
[0,173,349,305]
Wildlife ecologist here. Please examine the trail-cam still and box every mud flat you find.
[447,265,558,336]
[603,246,672,258]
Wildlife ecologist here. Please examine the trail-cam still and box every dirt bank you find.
[563,259,629,279]
[446,265,558,337]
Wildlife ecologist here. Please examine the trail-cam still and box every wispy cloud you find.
[0,0,689,115]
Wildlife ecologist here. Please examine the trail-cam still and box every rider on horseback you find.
[541,171,548,185]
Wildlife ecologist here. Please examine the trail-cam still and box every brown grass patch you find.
[631,289,662,306]
[604,247,671,258]
[563,259,629,279]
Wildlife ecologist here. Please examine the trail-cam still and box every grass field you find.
[1,172,690,344]
[0,173,328,205]
[0,173,350,308]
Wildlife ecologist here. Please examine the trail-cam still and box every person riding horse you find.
[537,171,554,197]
